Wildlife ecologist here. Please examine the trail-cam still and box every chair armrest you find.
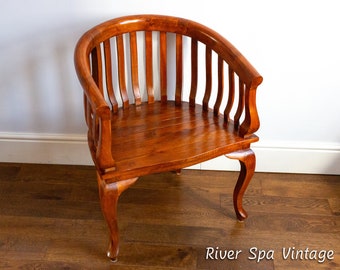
[216,35,262,137]
[179,16,263,137]
[74,39,116,174]
[239,84,261,137]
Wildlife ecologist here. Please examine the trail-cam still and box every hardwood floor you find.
[0,163,339,269]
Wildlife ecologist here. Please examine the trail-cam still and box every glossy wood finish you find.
[74,14,263,261]
[226,149,256,220]
[1,163,339,269]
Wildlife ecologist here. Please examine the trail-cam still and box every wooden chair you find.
[74,14,263,261]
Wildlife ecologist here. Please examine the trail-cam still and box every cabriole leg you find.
[226,149,256,221]
[97,173,138,262]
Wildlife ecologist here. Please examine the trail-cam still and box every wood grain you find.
[0,163,339,269]
[74,15,264,260]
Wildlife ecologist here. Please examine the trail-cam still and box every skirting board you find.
[0,132,339,175]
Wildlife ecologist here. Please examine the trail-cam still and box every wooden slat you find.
[175,34,183,105]
[92,113,98,148]
[84,95,91,127]
[111,103,205,138]
[202,47,212,111]
[234,79,245,127]
[189,39,198,107]
[145,31,154,103]
[224,66,235,121]
[116,34,129,108]
[90,46,103,95]
[160,32,167,103]
[214,56,224,116]
[103,40,118,112]
[129,32,141,105]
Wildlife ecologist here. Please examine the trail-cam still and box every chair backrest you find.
[74,14,262,137]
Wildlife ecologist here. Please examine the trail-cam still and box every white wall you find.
[1,0,339,174]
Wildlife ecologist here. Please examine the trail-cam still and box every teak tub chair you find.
[74,14,263,261]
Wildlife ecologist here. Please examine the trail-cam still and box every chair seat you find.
[109,101,258,180]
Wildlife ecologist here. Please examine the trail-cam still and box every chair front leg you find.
[225,148,255,221]
[97,174,138,262]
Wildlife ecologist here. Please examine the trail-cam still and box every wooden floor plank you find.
[260,172,340,199]
[0,163,339,269]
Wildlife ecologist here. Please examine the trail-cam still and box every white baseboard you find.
[0,132,339,175]
[202,141,340,175]
[0,133,92,166]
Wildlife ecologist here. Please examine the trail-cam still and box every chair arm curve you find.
[239,85,260,138]
[183,20,263,88]
[74,37,111,120]
[74,37,116,174]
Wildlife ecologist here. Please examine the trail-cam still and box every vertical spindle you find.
[145,31,154,103]
[103,40,118,112]
[189,39,198,107]
[129,32,141,105]
[116,34,129,108]
[175,34,183,105]
[91,46,103,95]
[202,47,212,111]
[214,56,224,116]
[160,32,167,103]
[234,79,245,127]
[224,66,235,122]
